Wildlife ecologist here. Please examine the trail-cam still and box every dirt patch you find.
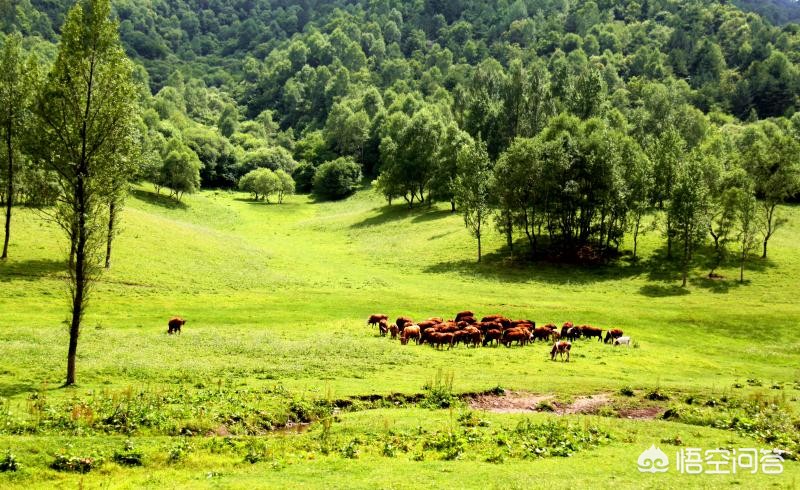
[468,391,612,415]
[618,406,663,420]
[557,394,611,415]
[468,391,554,413]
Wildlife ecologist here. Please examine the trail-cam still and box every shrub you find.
[112,440,144,466]
[313,158,362,200]
[0,450,19,472]
[167,438,193,464]
[619,386,635,397]
[51,454,102,473]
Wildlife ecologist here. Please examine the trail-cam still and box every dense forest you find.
[2,0,800,272]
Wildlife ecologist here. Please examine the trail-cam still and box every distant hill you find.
[735,0,800,24]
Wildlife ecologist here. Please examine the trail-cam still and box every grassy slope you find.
[0,186,799,487]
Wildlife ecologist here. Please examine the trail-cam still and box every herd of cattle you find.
[367,312,631,362]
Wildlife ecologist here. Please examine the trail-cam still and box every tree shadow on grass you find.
[0,258,65,282]
[412,208,454,223]
[0,382,37,398]
[423,247,645,285]
[130,189,187,210]
[638,284,691,297]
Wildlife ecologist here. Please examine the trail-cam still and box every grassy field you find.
[0,185,799,488]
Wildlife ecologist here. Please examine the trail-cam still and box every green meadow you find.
[1,186,799,488]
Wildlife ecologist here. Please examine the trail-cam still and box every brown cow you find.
[426,317,444,323]
[455,311,475,322]
[543,323,558,331]
[396,316,413,329]
[531,326,552,342]
[551,341,571,362]
[168,317,186,335]
[463,326,482,347]
[501,328,530,347]
[604,329,624,344]
[378,318,389,336]
[459,316,477,325]
[401,325,421,345]
[367,314,388,326]
[420,327,437,345]
[431,332,454,350]
[581,325,603,342]
[481,314,504,323]
[565,327,582,341]
[417,320,440,330]
[483,329,502,347]
[389,323,400,340]
[560,322,574,339]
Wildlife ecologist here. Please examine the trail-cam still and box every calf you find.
[501,328,529,347]
[531,326,552,342]
[550,341,572,362]
[378,318,389,336]
[389,323,400,340]
[168,317,186,335]
[613,336,631,347]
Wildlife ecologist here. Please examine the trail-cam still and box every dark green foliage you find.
[313,158,362,200]
[0,450,19,472]
[292,163,317,194]
[51,453,102,473]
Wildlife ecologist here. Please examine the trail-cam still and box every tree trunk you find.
[762,237,768,259]
[450,200,455,213]
[105,200,115,269]
[632,218,640,261]
[740,253,745,283]
[477,232,482,263]
[2,128,12,260]
[66,176,88,387]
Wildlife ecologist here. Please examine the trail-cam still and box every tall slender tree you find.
[0,33,36,260]
[455,139,492,262]
[31,0,139,386]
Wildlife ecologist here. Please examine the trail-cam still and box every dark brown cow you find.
[463,326,482,347]
[604,329,624,344]
[168,317,186,335]
[455,311,475,322]
[420,327,437,345]
[400,325,421,345]
[396,316,413,329]
[551,341,572,362]
[560,322,574,339]
[501,328,530,347]
[388,322,400,339]
[543,323,558,331]
[566,327,582,341]
[481,314,504,323]
[482,329,503,347]
[531,326,553,342]
[581,325,603,342]
[368,314,388,326]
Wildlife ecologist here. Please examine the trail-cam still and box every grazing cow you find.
[426,317,444,323]
[560,322,574,339]
[565,327,582,341]
[463,326,482,347]
[420,327,437,345]
[511,319,536,329]
[581,325,603,342]
[501,328,530,347]
[455,311,475,322]
[168,317,186,335]
[482,329,503,347]
[389,323,399,340]
[613,336,631,347]
[531,326,553,342]
[458,316,477,325]
[378,318,389,336]
[431,332,455,350]
[551,341,572,362]
[543,323,558,331]
[396,316,413,329]
[367,314,389,327]
[604,329,624,344]
[400,325,421,345]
